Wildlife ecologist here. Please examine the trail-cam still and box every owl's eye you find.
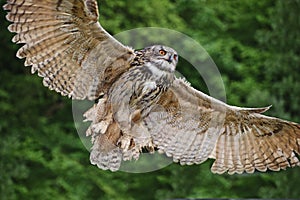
[173,54,178,61]
[159,49,167,56]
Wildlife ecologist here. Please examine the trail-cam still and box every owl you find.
[4,0,300,174]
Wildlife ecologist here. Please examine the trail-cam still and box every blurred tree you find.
[257,0,300,122]
[176,0,275,107]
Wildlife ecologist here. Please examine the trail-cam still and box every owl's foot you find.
[117,134,139,161]
[143,140,155,153]
[117,134,155,161]
[117,135,135,152]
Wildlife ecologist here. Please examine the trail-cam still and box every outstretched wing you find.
[145,78,300,174]
[4,0,135,99]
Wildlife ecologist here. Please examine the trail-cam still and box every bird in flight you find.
[4,0,300,174]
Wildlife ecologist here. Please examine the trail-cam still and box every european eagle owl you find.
[4,0,300,174]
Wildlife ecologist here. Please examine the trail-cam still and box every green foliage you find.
[257,0,300,122]
[100,0,185,33]
[1,0,300,199]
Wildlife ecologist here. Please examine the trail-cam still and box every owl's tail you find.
[84,98,123,171]
[89,128,122,171]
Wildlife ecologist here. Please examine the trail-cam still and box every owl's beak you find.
[166,55,173,63]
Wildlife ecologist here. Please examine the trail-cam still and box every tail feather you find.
[84,98,124,171]
[90,134,122,172]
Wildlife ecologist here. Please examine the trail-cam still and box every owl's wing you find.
[4,0,135,99]
[145,78,300,174]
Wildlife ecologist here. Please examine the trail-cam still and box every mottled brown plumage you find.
[4,0,300,174]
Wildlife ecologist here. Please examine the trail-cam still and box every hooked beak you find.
[164,56,173,63]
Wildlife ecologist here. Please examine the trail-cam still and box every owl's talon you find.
[117,135,135,152]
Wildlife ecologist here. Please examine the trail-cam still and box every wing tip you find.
[2,3,10,11]
[231,105,272,114]
[252,105,272,113]
[85,0,100,21]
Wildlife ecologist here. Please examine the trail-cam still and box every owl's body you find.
[86,46,177,170]
[4,0,300,174]
[110,46,176,127]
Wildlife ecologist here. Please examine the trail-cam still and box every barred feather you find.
[4,0,134,100]
[144,79,300,174]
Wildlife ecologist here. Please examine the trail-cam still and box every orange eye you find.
[159,50,166,55]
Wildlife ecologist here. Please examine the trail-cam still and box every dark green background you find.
[1,0,300,199]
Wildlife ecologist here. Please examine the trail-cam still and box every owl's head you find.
[142,45,178,72]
